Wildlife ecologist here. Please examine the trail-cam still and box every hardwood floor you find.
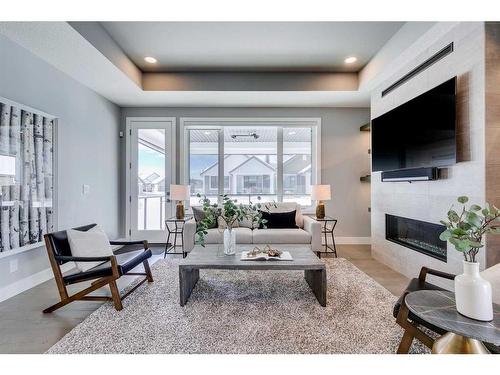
[0,245,408,354]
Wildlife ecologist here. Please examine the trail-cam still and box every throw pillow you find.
[67,225,113,272]
[259,210,298,229]
[192,206,217,229]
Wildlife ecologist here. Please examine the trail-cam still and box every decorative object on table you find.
[439,195,500,321]
[241,248,293,261]
[170,184,190,219]
[405,290,500,354]
[313,216,338,258]
[247,244,283,258]
[164,217,192,258]
[194,194,272,256]
[311,184,331,219]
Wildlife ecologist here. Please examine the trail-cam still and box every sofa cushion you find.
[252,228,311,244]
[259,210,298,229]
[202,227,253,244]
[260,202,304,228]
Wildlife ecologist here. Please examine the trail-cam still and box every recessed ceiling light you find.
[204,131,211,135]
[344,56,357,64]
[288,131,297,135]
[144,56,157,64]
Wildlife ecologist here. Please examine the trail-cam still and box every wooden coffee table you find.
[178,244,327,307]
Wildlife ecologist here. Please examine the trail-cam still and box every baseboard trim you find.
[332,237,372,245]
[0,262,74,303]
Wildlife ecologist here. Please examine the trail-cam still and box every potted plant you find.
[439,196,500,321]
[195,194,270,255]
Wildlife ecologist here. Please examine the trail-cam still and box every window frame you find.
[180,118,321,210]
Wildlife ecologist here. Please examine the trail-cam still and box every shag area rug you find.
[47,258,428,354]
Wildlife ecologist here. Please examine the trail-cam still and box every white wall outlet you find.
[82,184,90,195]
[10,259,18,273]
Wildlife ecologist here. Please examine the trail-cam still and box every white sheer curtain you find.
[0,100,54,251]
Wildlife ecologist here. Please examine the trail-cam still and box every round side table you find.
[405,290,500,354]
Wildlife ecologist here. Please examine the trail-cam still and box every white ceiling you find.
[100,22,404,72]
[0,22,437,107]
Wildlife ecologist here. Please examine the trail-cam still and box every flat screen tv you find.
[371,77,457,172]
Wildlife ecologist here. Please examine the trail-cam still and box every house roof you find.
[141,172,164,184]
[283,154,311,174]
[228,155,276,174]
[200,154,252,176]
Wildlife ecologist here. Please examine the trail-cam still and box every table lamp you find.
[170,184,190,219]
[311,184,331,219]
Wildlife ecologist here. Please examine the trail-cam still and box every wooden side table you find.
[312,216,338,258]
[165,217,191,259]
[405,290,500,354]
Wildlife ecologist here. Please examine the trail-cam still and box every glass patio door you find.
[128,118,175,242]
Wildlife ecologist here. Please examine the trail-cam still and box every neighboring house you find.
[283,154,312,195]
[139,172,165,193]
[199,154,280,195]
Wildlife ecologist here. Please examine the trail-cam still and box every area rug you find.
[47,258,428,354]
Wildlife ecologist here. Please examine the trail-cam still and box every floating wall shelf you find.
[360,123,371,132]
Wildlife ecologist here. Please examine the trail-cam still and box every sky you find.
[138,144,164,179]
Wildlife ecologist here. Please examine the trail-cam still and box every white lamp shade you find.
[311,184,331,201]
[170,184,190,201]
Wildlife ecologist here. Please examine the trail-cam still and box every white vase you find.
[455,260,493,321]
[223,228,236,256]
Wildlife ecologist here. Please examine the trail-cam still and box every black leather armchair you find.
[43,224,153,313]
[394,266,499,354]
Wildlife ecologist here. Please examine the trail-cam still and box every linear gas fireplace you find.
[385,214,447,262]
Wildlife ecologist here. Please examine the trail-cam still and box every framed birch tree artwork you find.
[0,99,54,252]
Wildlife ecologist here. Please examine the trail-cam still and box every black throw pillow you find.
[259,210,298,229]
[192,206,217,229]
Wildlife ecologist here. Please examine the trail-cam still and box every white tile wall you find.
[371,22,486,285]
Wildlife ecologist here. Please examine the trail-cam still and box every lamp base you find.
[176,202,185,220]
[316,202,325,219]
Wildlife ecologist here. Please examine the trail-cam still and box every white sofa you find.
[183,202,322,253]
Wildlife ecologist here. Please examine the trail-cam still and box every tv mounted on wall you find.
[371,77,457,173]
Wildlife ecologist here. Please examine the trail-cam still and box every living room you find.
[0,0,499,371]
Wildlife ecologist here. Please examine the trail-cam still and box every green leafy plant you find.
[195,194,274,246]
[439,196,500,262]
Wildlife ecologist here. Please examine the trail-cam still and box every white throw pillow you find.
[67,225,113,272]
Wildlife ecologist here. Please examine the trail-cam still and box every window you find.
[183,119,319,208]
[210,176,218,190]
[224,126,277,204]
[283,128,312,206]
[188,129,218,205]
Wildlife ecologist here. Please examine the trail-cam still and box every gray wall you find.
[0,35,121,297]
[120,107,371,239]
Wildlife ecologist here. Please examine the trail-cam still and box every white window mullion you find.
[218,128,224,203]
[277,127,283,202]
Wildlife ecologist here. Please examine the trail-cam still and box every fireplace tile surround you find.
[370,22,487,284]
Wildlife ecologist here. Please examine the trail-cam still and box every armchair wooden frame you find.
[396,267,455,353]
[43,236,153,313]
